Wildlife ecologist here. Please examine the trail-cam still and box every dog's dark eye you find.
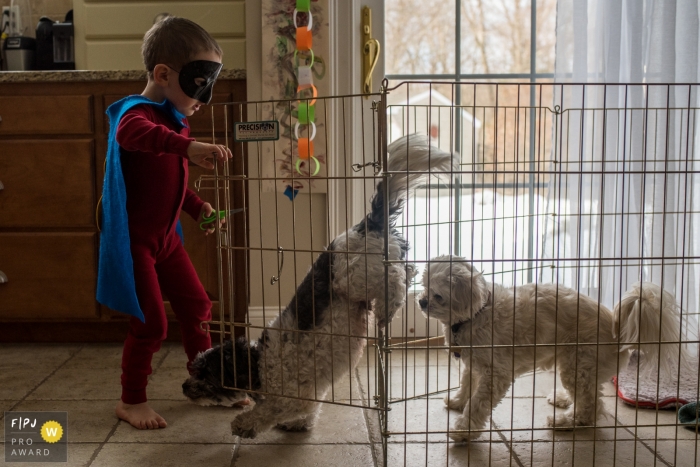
[433,294,443,301]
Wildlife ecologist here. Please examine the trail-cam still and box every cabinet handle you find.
[0,180,3,190]
[0,271,7,284]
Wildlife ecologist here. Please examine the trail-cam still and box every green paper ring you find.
[294,49,315,68]
[295,157,321,176]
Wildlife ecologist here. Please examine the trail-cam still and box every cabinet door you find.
[0,95,93,135]
[0,140,95,229]
[0,233,98,319]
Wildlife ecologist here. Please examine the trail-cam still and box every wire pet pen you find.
[198,81,700,467]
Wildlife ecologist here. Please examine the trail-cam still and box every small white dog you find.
[182,135,457,438]
[419,255,690,442]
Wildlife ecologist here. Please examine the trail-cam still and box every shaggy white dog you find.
[182,135,457,438]
[418,255,690,442]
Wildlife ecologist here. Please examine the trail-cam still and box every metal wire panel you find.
[201,82,700,466]
[384,81,700,467]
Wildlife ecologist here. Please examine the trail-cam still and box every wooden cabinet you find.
[0,76,247,341]
[0,233,98,320]
[0,140,95,228]
[0,95,94,135]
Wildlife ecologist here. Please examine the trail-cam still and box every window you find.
[385,0,557,288]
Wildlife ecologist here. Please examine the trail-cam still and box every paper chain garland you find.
[293,0,320,176]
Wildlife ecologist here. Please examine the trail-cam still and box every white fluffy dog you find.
[418,255,690,442]
[182,135,457,438]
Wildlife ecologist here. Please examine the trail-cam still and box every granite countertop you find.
[0,69,246,83]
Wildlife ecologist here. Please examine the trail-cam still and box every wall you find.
[72,0,245,70]
[244,0,328,317]
[0,0,73,36]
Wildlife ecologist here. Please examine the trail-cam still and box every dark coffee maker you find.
[34,9,74,70]
[35,16,53,70]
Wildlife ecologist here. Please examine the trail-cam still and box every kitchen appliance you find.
[52,19,74,69]
[3,0,34,70]
[34,16,53,70]
[3,35,34,70]
[33,10,74,71]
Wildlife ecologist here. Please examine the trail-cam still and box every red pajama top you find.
[116,105,204,242]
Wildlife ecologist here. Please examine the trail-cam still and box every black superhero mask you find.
[175,60,223,104]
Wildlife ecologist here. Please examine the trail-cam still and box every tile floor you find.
[0,343,697,467]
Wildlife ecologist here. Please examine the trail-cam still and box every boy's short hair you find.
[142,16,222,78]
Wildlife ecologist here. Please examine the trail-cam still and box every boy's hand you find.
[187,141,232,169]
[200,203,224,236]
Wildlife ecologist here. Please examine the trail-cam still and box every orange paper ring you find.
[296,84,318,105]
[296,27,312,51]
[297,137,314,160]
[295,156,321,176]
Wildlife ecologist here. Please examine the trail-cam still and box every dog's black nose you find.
[418,297,428,308]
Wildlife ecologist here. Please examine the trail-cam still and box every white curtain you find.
[547,0,700,343]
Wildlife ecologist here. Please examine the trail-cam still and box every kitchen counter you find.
[0,68,246,83]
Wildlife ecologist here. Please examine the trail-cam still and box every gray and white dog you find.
[419,255,690,442]
[182,135,457,438]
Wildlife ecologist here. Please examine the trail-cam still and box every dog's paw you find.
[276,419,313,432]
[547,391,572,408]
[449,416,482,443]
[231,418,258,439]
[444,395,465,412]
[546,413,578,431]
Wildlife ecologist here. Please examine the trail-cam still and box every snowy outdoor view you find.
[384,0,560,290]
[384,0,559,290]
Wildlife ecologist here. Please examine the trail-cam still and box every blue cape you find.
[96,95,186,322]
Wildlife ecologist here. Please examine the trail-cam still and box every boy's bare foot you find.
[115,401,167,429]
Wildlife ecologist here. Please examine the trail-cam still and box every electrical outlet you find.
[5,5,22,36]
[1,7,10,35]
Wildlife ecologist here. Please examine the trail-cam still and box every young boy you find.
[97,16,233,430]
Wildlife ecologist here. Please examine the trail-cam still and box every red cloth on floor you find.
[116,104,211,405]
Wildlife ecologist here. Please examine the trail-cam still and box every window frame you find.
[386,0,551,284]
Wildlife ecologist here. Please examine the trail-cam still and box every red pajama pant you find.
[120,230,212,405]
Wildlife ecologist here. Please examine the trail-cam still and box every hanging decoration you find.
[261,0,329,197]
[292,0,320,176]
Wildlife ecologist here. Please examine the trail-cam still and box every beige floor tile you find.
[6,400,118,443]
[147,367,190,401]
[492,396,633,442]
[108,400,240,444]
[0,368,53,400]
[386,397,458,443]
[386,439,514,467]
[0,344,80,370]
[613,398,699,441]
[0,401,20,438]
[0,442,100,467]
[651,439,700,467]
[157,343,190,369]
[240,400,370,445]
[234,444,374,467]
[509,370,617,399]
[92,442,234,467]
[510,439,659,467]
[62,344,124,370]
[26,368,121,401]
[385,366,462,401]
[0,399,19,412]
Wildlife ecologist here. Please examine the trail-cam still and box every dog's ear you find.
[230,337,261,392]
[450,263,487,319]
